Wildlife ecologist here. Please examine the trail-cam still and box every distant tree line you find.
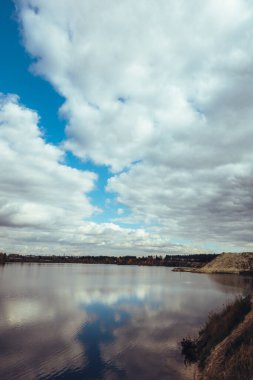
[0,253,6,264]
[1,253,218,267]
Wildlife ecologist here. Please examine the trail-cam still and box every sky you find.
[1,0,253,256]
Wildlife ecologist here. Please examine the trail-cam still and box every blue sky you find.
[0,0,126,226]
[0,1,65,143]
[1,0,253,255]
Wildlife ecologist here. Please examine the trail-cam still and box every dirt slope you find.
[197,296,253,380]
[196,252,253,274]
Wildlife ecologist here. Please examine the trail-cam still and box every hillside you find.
[196,252,253,274]
[199,299,253,380]
[181,295,253,380]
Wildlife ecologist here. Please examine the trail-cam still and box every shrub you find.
[181,338,197,364]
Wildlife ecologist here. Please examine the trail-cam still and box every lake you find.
[0,264,253,380]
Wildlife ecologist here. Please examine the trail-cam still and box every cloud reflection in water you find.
[0,264,252,380]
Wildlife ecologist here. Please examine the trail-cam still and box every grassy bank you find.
[181,295,253,380]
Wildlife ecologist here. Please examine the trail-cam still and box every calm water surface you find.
[0,264,253,380]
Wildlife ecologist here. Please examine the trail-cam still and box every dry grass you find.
[196,295,251,368]
[216,323,253,380]
[181,295,253,380]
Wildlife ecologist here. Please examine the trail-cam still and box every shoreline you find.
[0,252,216,268]
[172,267,253,275]
[181,295,253,380]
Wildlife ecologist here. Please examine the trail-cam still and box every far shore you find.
[2,252,253,275]
[0,252,217,268]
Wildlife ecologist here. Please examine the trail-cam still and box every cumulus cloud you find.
[17,0,252,168]
[14,0,253,251]
[107,162,253,248]
[1,94,193,254]
[0,94,97,228]
[1,94,194,254]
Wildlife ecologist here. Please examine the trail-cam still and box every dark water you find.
[0,264,253,380]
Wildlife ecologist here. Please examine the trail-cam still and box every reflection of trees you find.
[207,273,253,295]
[44,303,128,380]
[0,253,6,264]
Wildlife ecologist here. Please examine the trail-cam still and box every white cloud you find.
[19,0,245,170]
[0,94,97,229]
[0,95,194,254]
[14,0,253,251]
